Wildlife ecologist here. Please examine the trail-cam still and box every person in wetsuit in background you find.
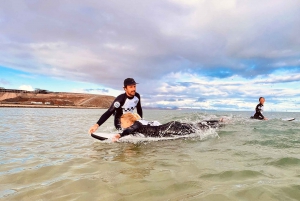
[89,78,143,133]
[111,113,221,142]
[250,97,268,120]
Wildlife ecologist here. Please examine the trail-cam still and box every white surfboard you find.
[91,132,147,142]
[91,130,218,142]
[281,118,296,121]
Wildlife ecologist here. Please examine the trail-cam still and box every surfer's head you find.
[120,113,141,128]
[259,97,265,104]
[123,78,138,97]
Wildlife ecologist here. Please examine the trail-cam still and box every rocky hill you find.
[0,91,115,108]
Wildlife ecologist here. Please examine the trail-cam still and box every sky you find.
[0,0,300,112]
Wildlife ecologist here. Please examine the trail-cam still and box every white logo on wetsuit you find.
[139,119,161,126]
[253,105,264,116]
[122,96,139,113]
[114,102,120,108]
[259,105,264,113]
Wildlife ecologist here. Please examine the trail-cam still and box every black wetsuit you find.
[251,103,264,120]
[96,93,143,129]
[119,120,220,138]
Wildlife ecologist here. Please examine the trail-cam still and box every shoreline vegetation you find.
[0,88,115,109]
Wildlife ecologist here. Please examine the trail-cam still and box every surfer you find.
[111,113,221,142]
[88,78,143,133]
[250,97,268,120]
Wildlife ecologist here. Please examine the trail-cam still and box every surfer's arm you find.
[136,93,143,118]
[258,113,267,120]
[89,109,114,134]
[96,109,114,126]
[120,121,141,137]
[96,95,124,126]
[90,98,119,134]
[258,112,265,119]
[112,134,121,142]
[112,122,141,142]
[89,124,99,134]
[112,121,142,142]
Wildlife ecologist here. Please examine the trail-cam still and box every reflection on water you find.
[0,108,300,200]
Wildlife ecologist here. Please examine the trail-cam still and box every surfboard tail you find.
[91,133,108,141]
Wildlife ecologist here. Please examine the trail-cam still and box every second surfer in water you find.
[250,97,268,120]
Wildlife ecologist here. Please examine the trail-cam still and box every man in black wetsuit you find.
[89,78,143,133]
[250,97,268,120]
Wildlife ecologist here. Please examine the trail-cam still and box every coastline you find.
[0,103,107,109]
[0,90,115,109]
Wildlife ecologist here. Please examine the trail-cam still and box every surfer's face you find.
[121,118,133,129]
[124,85,136,97]
[260,98,265,104]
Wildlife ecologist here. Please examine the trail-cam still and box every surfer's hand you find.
[264,118,268,120]
[89,124,99,134]
[112,134,121,142]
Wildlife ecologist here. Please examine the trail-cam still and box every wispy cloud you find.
[19,85,34,91]
[84,88,109,93]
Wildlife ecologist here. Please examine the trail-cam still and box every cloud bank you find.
[0,0,300,111]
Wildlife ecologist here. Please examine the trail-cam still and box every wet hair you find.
[121,113,141,123]
[259,97,265,101]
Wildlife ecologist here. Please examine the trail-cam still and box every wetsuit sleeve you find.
[96,95,122,126]
[96,110,114,126]
[120,121,141,137]
[136,93,143,118]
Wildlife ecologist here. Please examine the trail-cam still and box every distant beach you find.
[0,103,106,109]
[0,88,115,109]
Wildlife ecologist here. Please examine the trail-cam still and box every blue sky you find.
[1,0,300,111]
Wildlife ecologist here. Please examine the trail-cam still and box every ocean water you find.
[0,108,300,201]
